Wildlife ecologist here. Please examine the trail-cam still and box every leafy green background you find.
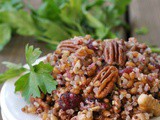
[0,0,131,51]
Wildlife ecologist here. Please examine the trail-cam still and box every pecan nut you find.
[138,94,160,116]
[103,39,126,66]
[93,66,118,99]
[57,39,82,52]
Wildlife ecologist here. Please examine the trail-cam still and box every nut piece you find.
[132,113,149,120]
[118,72,135,89]
[138,94,160,116]
[76,46,94,58]
[30,97,49,111]
[103,39,126,66]
[57,39,81,52]
[93,66,118,99]
[77,110,93,120]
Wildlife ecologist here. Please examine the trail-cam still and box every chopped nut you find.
[89,106,100,112]
[73,60,81,74]
[132,113,149,120]
[77,110,93,120]
[138,94,160,116]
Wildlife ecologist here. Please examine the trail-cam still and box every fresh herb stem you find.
[76,24,85,35]
[36,36,59,45]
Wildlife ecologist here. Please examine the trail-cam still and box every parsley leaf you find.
[15,45,57,102]
[2,61,24,69]
[0,62,26,84]
[25,44,42,69]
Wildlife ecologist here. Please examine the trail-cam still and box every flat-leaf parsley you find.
[13,45,57,102]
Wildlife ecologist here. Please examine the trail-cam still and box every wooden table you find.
[0,0,160,119]
[130,0,160,47]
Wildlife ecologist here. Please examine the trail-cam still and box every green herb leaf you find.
[37,0,60,21]
[0,23,11,51]
[2,61,23,69]
[0,62,26,84]
[0,0,23,11]
[0,10,40,36]
[34,61,53,73]
[25,44,42,67]
[15,45,57,102]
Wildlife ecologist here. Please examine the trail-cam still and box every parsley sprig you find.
[1,45,57,102]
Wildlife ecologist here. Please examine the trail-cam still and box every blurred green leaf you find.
[2,62,23,69]
[0,23,11,51]
[135,27,149,35]
[37,0,60,21]
[0,0,23,11]
[34,18,70,42]
[0,62,26,84]
[0,11,40,36]
[0,0,131,51]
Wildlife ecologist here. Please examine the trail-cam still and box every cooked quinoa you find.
[22,35,160,120]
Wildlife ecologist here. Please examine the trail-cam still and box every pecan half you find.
[93,66,118,99]
[57,40,80,52]
[103,39,126,66]
[58,37,83,52]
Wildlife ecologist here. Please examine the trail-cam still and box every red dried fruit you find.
[119,67,133,76]
[58,92,82,110]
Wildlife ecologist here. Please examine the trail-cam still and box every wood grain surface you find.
[130,0,160,46]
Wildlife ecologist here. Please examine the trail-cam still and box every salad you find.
[1,35,160,120]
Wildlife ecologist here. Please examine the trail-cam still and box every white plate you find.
[0,56,160,120]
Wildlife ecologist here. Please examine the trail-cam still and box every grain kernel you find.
[126,61,136,67]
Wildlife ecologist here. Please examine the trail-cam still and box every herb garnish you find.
[1,45,57,102]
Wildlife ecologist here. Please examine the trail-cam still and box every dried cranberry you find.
[58,92,82,110]
[119,67,133,76]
